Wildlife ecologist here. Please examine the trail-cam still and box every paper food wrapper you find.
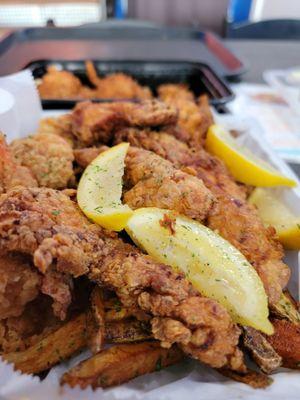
[0,108,300,399]
[0,70,42,141]
[228,83,300,163]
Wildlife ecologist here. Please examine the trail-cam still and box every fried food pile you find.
[38,61,152,100]
[0,83,299,391]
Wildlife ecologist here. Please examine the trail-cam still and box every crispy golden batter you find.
[0,188,102,318]
[158,84,213,146]
[71,100,177,146]
[85,61,152,100]
[38,114,75,147]
[114,128,290,305]
[0,133,37,194]
[10,133,74,190]
[0,254,41,319]
[38,62,152,101]
[38,66,82,99]
[0,187,244,371]
[124,146,215,222]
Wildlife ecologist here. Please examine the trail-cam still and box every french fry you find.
[271,292,300,325]
[61,342,183,389]
[86,288,106,354]
[265,318,300,369]
[243,326,282,373]
[219,368,273,389]
[106,320,151,343]
[104,297,135,322]
[3,313,87,374]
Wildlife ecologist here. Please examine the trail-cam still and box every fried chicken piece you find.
[0,133,37,194]
[158,84,213,146]
[71,101,123,146]
[124,146,215,222]
[114,128,290,305]
[10,133,74,189]
[0,188,101,319]
[38,114,75,147]
[0,187,244,371]
[0,254,41,320]
[38,66,82,99]
[85,61,152,100]
[71,100,177,146]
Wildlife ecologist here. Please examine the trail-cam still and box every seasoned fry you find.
[265,318,300,369]
[106,320,151,343]
[86,288,106,354]
[61,342,183,389]
[243,327,282,374]
[219,368,273,389]
[271,292,300,324]
[3,313,87,374]
[104,297,135,321]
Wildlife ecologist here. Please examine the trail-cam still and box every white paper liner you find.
[0,110,299,399]
[0,70,42,142]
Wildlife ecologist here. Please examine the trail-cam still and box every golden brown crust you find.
[0,133,37,194]
[10,133,74,189]
[71,100,177,147]
[158,84,213,146]
[124,146,215,222]
[38,66,82,99]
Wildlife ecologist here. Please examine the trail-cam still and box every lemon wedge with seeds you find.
[249,188,300,250]
[126,207,273,334]
[77,143,132,231]
[206,124,296,187]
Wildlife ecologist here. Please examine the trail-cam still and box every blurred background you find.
[0,0,300,37]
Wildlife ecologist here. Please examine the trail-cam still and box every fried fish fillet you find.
[10,133,74,189]
[0,187,245,371]
[114,128,290,305]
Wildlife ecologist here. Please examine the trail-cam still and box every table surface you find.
[225,39,300,83]
[225,39,300,177]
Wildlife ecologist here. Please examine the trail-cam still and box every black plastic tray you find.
[27,59,234,110]
[0,25,245,79]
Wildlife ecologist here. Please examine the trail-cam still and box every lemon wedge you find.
[249,188,300,250]
[77,143,132,231]
[206,124,296,187]
[126,207,273,334]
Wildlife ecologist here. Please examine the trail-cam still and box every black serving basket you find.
[27,59,235,111]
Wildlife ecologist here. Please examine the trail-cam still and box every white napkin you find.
[0,70,42,142]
